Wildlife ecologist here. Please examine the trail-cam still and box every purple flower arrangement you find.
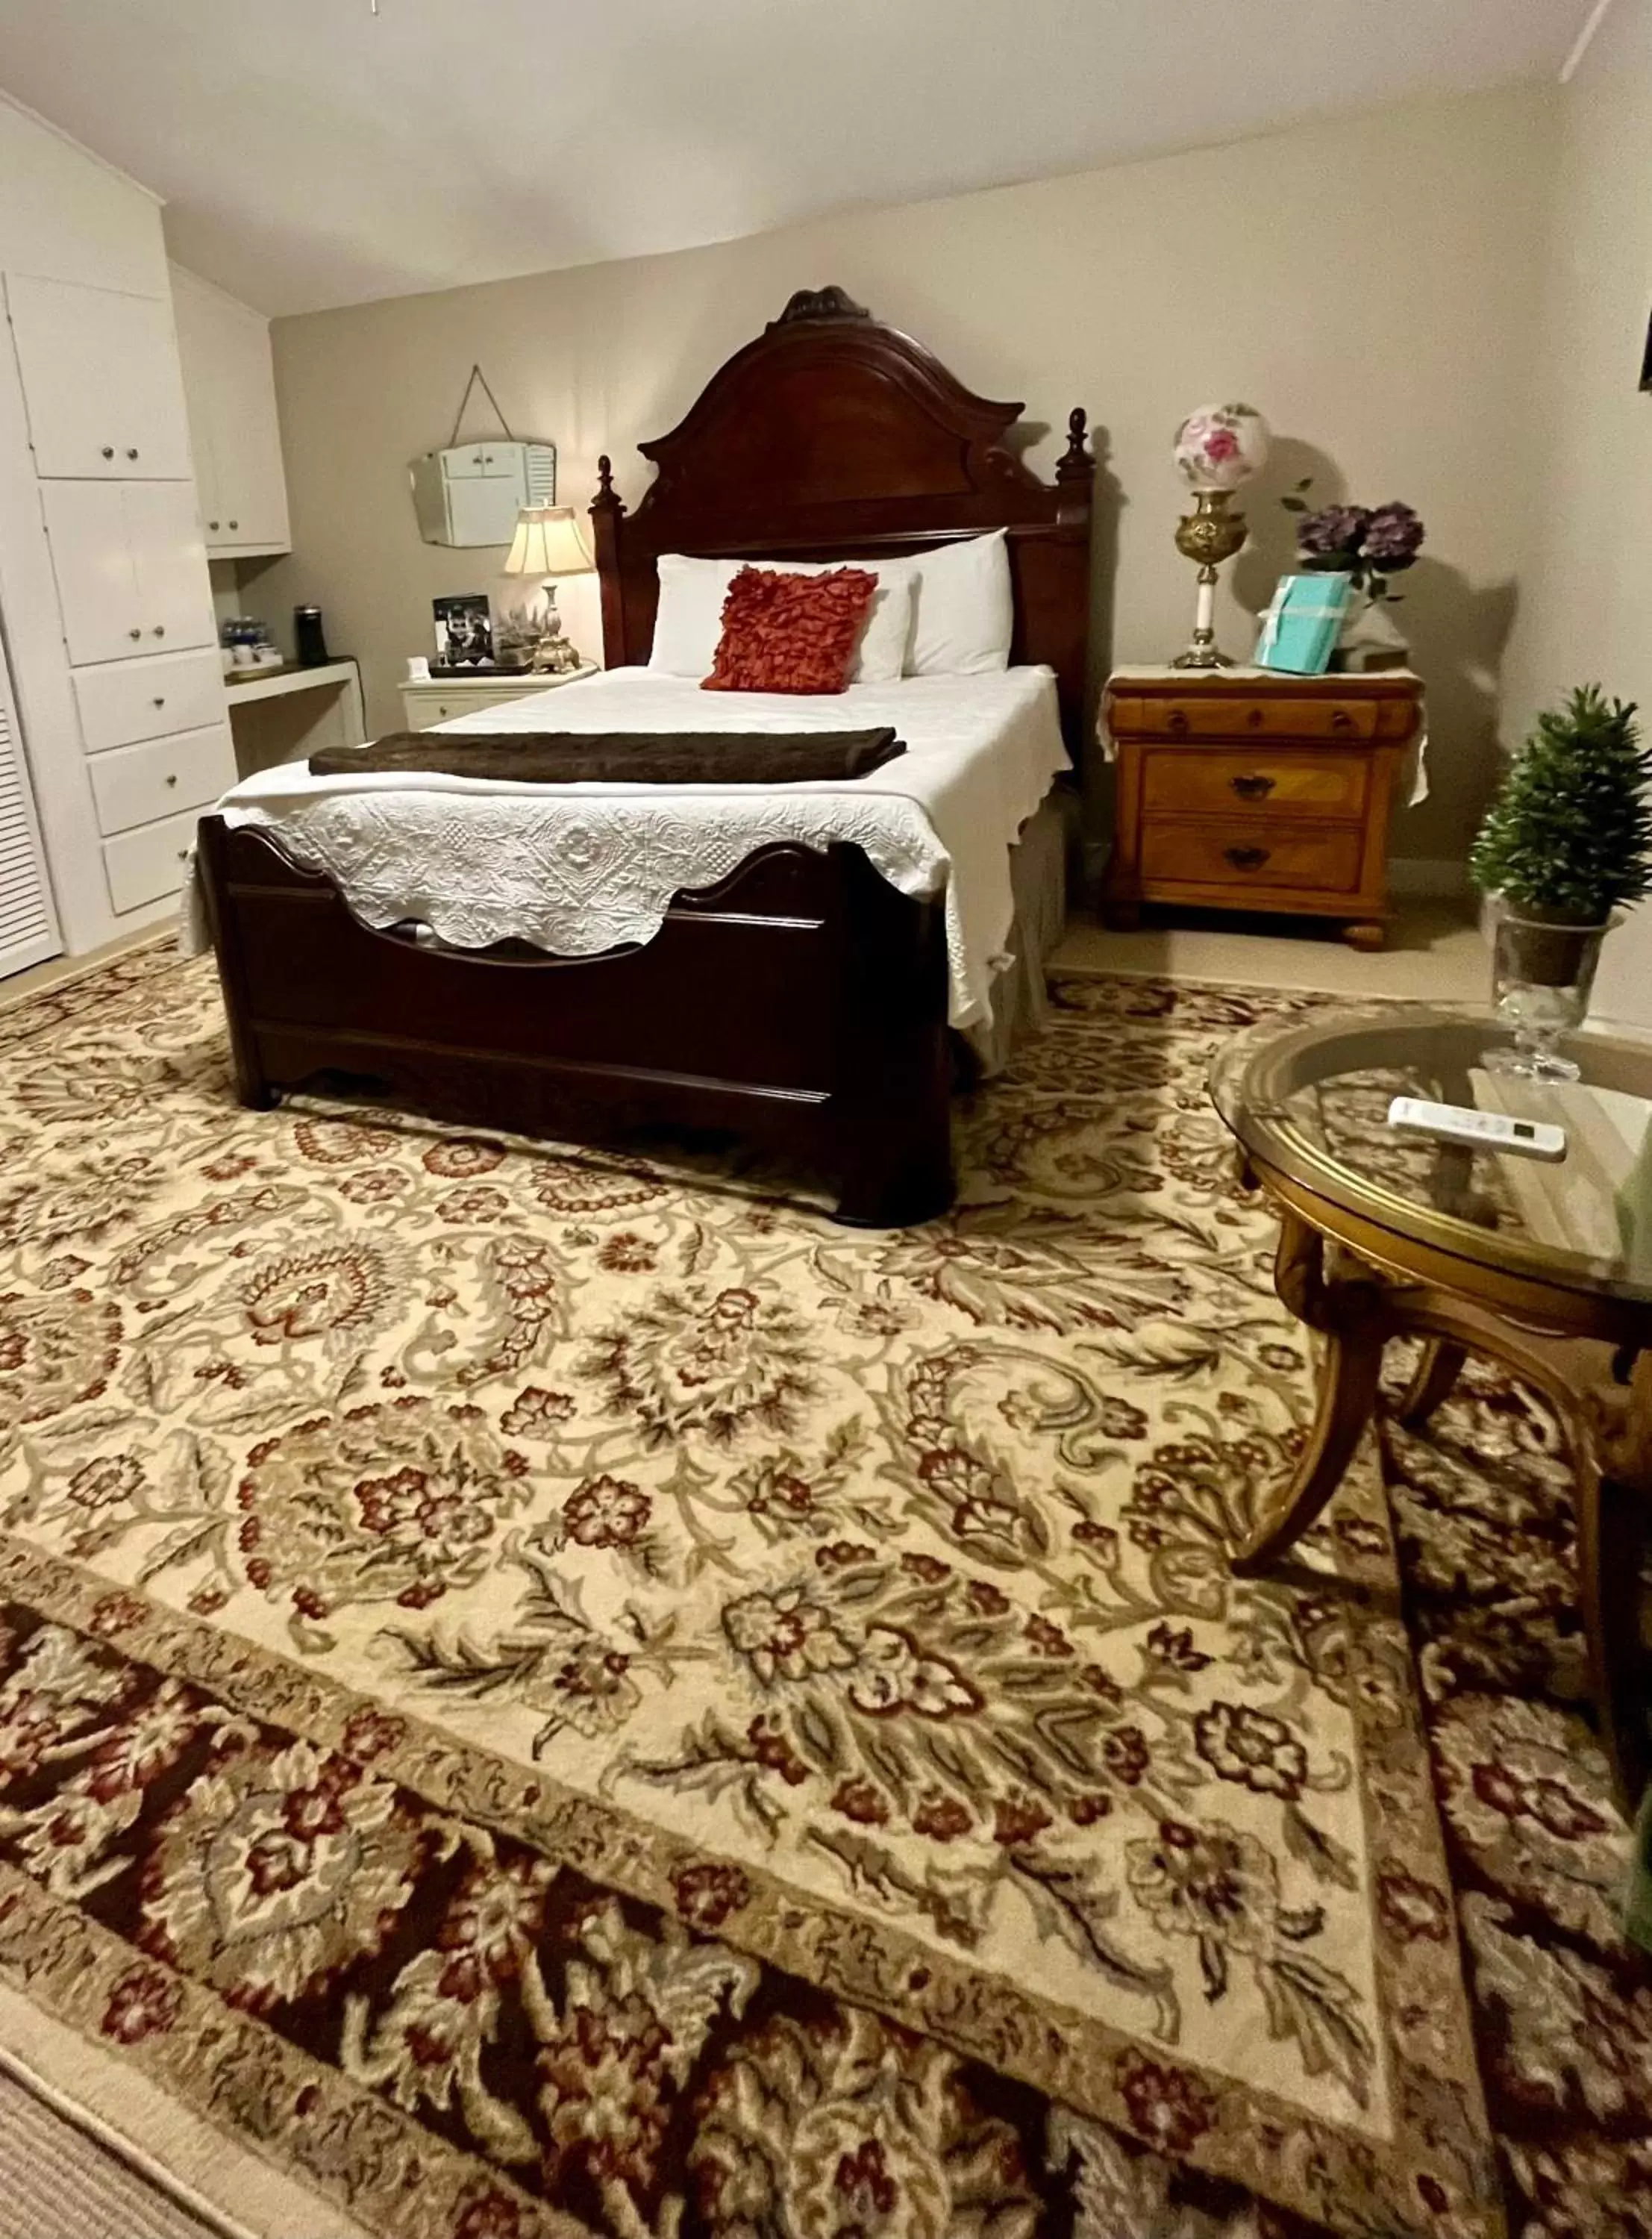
[1283,482,1425,599]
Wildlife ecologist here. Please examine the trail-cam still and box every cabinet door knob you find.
[1230,773,1275,799]
[176,847,189,861]
[208,520,219,531]
[1224,845,1271,871]
[153,696,166,707]
[166,772,178,787]
[152,625,166,637]
[128,627,142,640]
[126,448,139,460]
[101,445,115,460]
[228,519,238,530]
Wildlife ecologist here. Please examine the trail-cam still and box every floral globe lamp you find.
[1170,403,1271,669]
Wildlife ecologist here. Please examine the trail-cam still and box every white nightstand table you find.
[399,665,597,732]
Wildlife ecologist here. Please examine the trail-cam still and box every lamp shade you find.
[1172,403,1271,493]
[502,505,592,578]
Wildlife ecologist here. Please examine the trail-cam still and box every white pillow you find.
[905,529,1014,676]
[650,552,915,684]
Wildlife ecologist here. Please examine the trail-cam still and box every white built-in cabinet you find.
[41,481,215,664]
[0,90,238,961]
[6,275,194,479]
[170,263,290,557]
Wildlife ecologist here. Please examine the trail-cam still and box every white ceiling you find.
[0,0,1598,317]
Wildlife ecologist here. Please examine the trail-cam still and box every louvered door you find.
[0,631,60,978]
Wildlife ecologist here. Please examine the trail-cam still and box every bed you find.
[193,288,1096,1225]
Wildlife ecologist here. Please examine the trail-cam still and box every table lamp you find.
[1169,403,1271,669]
[501,505,592,674]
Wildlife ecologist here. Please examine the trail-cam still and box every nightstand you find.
[1101,666,1424,951]
[399,665,595,731]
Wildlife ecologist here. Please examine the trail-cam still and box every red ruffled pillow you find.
[701,566,878,694]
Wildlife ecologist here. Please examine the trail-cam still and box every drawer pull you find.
[208,520,219,531]
[1166,709,1189,736]
[165,773,178,787]
[1230,773,1275,800]
[1330,708,1355,732]
[152,625,166,637]
[228,519,239,530]
[126,448,139,461]
[1246,707,1264,727]
[153,696,166,708]
[128,628,141,640]
[1224,846,1271,872]
[176,847,189,861]
[100,446,114,460]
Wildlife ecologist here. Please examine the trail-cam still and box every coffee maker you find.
[294,605,330,667]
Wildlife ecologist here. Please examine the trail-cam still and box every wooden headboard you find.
[588,287,1095,746]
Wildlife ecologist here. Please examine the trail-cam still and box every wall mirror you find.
[410,439,557,547]
[411,363,557,546]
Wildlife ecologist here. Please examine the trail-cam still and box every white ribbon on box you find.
[1254,579,1351,669]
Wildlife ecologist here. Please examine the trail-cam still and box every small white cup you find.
[406,655,431,682]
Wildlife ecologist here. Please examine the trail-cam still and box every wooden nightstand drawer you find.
[1140,821,1365,896]
[1141,746,1370,822]
[1110,693,1380,743]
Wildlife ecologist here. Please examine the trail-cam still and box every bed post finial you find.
[1055,407,1094,527]
[589,455,628,669]
[1057,407,1094,485]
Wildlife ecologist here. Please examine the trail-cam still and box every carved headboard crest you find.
[768,285,871,328]
[590,293,1096,744]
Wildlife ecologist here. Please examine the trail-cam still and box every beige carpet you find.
[0,2056,232,2239]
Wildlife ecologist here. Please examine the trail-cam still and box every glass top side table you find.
[1211,1005,1652,1813]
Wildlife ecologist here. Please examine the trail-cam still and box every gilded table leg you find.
[1233,1214,1389,1573]
[1395,1338,1468,1427]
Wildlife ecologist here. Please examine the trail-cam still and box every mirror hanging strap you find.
[448,365,516,449]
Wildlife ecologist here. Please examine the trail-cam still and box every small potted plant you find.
[1468,685,1652,1078]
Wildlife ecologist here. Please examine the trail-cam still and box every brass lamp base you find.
[1172,491,1248,669]
[528,582,586,675]
[1172,567,1235,670]
[531,635,586,676]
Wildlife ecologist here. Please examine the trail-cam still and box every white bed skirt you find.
[966,790,1069,1075]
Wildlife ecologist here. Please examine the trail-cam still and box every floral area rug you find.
[0,945,1639,2239]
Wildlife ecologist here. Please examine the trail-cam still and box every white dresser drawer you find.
[87,723,235,838]
[75,649,225,752]
[399,681,543,731]
[102,807,202,915]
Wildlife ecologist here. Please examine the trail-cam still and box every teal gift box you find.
[1254,573,1353,675]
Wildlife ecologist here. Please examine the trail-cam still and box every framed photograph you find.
[433,593,495,669]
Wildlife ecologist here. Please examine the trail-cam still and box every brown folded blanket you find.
[307,728,905,785]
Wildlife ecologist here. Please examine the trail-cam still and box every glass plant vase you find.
[1487,909,1615,1081]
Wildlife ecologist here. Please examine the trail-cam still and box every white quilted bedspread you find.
[181,666,1069,1029]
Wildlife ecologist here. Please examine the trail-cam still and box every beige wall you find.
[1502,0,1652,1025]
[262,81,1556,869]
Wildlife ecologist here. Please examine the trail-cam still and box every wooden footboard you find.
[194,818,954,1227]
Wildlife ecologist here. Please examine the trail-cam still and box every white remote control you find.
[1386,1096,1567,1162]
